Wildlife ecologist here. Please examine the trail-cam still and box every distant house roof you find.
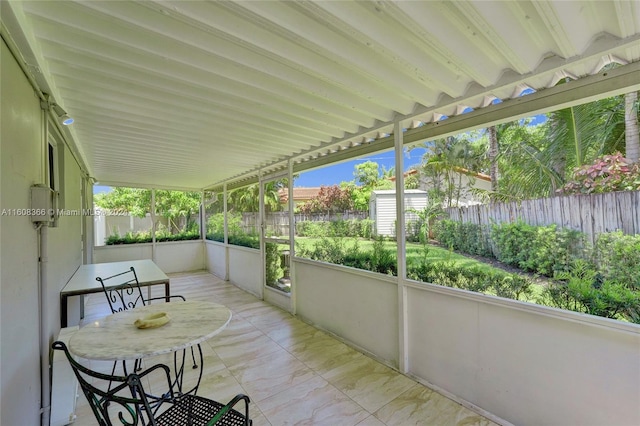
[278,187,322,204]
[452,167,491,182]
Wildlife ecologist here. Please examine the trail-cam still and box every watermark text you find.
[1,208,130,217]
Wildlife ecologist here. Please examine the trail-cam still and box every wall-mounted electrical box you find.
[31,184,57,225]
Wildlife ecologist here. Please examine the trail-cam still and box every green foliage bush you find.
[405,219,424,243]
[490,220,585,277]
[105,230,200,245]
[265,242,283,286]
[540,260,640,323]
[490,220,536,267]
[407,260,533,301]
[296,237,350,265]
[433,219,492,257]
[296,219,373,238]
[204,211,259,248]
[227,234,259,249]
[206,212,245,240]
[295,236,396,276]
[343,237,397,275]
[206,232,224,243]
[296,221,326,237]
[593,231,640,290]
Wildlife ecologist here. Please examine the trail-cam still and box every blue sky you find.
[295,147,427,187]
[294,114,547,187]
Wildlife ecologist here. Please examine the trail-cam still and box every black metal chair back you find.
[97,267,145,313]
[52,341,167,426]
[52,341,253,426]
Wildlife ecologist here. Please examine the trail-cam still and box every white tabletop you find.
[62,260,169,296]
[69,301,231,361]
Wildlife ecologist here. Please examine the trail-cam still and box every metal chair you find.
[96,267,199,389]
[52,341,252,426]
[96,266,183,314]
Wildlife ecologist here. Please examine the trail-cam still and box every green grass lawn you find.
[296,236,502,271]
[292,236,545,302]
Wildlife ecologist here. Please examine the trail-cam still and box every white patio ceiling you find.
[3,1,640,190]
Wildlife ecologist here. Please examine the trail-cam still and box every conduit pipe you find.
[39,223,51,426]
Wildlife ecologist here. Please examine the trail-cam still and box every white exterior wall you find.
[228,245,262,298]
[420,172,491,206]
[205,240,227,279]
[94,240,204,273]
[405,283,640,425]
[154,241,204,273]
[264,286,292,313]
[93,243,153,264]
[1,39,83,426]
[450,173,491,206]
[294,259,399,365]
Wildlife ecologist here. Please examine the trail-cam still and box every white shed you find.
[369,190,428,236]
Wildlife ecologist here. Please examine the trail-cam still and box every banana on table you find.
[134,312,170,329]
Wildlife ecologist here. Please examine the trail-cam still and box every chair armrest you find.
[145,295,187,303]
[136,363,174,392]
[206,394,251,426]
[134,363,177,409]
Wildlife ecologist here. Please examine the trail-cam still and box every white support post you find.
[288,159,296,314]
[259,172,266,299]
[150,188,156,301]
[199,191,205,241]
[394,120,409,373]
[223,183,229,281]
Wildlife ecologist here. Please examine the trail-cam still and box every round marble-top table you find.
[69,300,231,361]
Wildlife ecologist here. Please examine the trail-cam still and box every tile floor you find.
[70,270,499,426]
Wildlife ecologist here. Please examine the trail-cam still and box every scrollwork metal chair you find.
[97,266,198,387]
[52,341,252,426]
[96,266,182,314]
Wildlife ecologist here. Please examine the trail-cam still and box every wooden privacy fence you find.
[443,190,640,245]
[241,211,368,236]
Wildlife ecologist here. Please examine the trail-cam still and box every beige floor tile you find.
[356,415,387,426]
[250,412,272,426]
[374,384,500,426]
[262,317,326,349]
[288,333,364,374]
[228,349,316,402]
[213,330,283,368]
[257,375,370,426]
[321,355,417,413]
[239,305,295,330]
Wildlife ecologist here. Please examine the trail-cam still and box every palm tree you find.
[228,181,286,213]
[487,125,499,196]
[625,91,639,162]
[493,121,559,200]
[420,134,484,207]
[536,95,626,191]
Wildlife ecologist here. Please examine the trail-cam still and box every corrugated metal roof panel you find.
[3,0,639,189]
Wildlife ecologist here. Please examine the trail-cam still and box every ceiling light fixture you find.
[42,95,75,125]
[60,114,74,125]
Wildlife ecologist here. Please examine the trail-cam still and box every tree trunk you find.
[488,125,499,196]
[625,91,640,162]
